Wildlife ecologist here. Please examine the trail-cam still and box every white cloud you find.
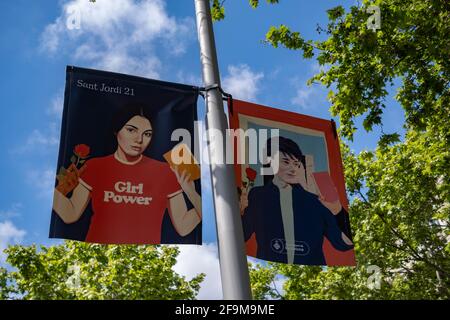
[14,91,62,155]
[267,67,281,80]
[290,62,331,111]
[26,128,58,148]
[176,71,202,87]
[0,203,23,220]
[291,84,315,108]
[47,91,64,117]
[222,64,264,101]
[40,0,195,78]
[174,243,222,300]
[41,17,65,53]
[0,221,26,263]
[13,126,60,155]
[291,82,327,110]
[310,62,330,75]
[27,168,56,199]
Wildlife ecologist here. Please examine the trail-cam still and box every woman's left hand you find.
[172,167,196,196]
[171,166,202,219]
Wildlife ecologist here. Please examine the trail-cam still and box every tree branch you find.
[352,180,449,277]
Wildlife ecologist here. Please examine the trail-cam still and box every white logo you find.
[271,239,285,253]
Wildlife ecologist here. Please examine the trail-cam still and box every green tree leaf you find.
[1,242,204,300]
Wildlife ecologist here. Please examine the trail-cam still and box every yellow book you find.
[163,143,201,181]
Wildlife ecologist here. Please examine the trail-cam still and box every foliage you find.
[265,0,450,142]
[5,0,447,300]
[340,129,449,299]
[0,241,204,300]
[211,0,279,22]
[248,263,282,300]
[0,267,11,300]
[210,0,225,21]
[215,0,449,299]
[247,128,449,300]
[215,0,450,141]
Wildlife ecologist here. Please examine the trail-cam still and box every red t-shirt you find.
[79,154,181,244]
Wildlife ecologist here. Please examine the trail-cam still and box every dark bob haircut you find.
[103,103,154,155]
[111,103,153,134]
[264,136,307,185]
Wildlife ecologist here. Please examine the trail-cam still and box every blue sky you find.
[0,0,405,298]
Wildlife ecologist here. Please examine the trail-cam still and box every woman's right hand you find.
[56,164,85,196]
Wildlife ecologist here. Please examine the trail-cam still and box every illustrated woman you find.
[239,136,353,265]
[52,104,202,244]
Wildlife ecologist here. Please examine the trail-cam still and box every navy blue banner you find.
[50,66,201,245]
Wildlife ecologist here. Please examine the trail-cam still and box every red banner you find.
[229,99,356,266]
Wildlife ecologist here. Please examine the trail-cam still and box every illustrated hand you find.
[319,196,342,215]
[239,188,249,215]
[293,163,307,189]
[56,163,85,196]
[172,167,196,196]
[304,155,320,194]
[172,166,202,219]
[341,232,353,246]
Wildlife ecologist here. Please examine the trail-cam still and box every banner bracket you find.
[331,119,338,139]
[198,84,234,115]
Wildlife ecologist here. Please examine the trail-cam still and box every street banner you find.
[50,66,202,245]
[229,99,356,266]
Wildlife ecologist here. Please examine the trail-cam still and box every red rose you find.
[246,167,257,181]
[74,144,90,158]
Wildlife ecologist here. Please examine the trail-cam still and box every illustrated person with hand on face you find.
[239,136,353,265]
[52,104,202,244]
